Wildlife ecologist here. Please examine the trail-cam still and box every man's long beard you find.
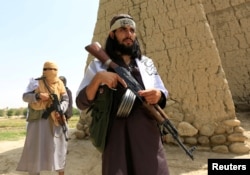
[113,36,135,55]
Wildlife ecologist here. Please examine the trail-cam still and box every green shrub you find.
[73,107,80,115]
[7,109,15,117]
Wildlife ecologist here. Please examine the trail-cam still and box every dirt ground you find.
[0,112,249,175]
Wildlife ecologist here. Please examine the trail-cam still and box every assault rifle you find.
[85,42,196,160]
[38,77,69,141]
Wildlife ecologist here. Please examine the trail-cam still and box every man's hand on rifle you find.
[38,92,50,101]
[94,71,127,89]
[138,89,162,105]
[86,71,127,101]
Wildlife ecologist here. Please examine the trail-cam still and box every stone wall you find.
[75,0,250,154]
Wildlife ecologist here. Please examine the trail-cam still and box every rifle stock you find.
[85,42,196,160]
[85,42,118,69]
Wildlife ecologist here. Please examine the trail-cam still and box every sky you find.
[0,0,99,109]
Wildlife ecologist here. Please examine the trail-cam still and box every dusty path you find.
[0,113,249,175]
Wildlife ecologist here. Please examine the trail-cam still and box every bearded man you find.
[76,14,169,175]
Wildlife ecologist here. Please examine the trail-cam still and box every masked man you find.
[17,61,69,175]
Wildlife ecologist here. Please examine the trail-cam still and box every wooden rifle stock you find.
[85,42,196,160]
[85,42,118,70]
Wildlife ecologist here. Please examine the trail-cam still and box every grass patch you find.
[0,129,26,141]
[0,118,26,141]
[0,116,80,141]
